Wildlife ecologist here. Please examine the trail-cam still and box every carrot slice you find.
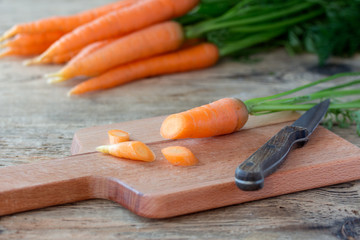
[96,141,155,162]
[108,129,130,144]
[161,146,198,166]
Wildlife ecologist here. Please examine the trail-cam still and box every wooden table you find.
[1,1,360,239]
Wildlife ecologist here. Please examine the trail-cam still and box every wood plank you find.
[1,117,359,218]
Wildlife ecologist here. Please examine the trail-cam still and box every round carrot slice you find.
[161,146,198,166]
[108,129,130,144]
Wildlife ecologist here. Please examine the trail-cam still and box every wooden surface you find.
[1,0,360,239]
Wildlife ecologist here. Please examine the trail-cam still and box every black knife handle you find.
[235,126,309,191]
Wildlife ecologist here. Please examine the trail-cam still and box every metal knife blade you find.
[235,99,330,191]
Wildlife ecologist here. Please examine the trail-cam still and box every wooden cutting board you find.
[1,112,360,219]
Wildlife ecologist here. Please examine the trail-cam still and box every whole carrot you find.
[0,0,140,41]
[33,0,199,63]
[47,21,185,83]
[160,98,249,139]
[68,43,219,95]
[24,49,81,65]
[0,43,52,58]
[0,32,64,48]
[25,39,114,66]
[66,39,115,65]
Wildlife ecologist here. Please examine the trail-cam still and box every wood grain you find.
[1,117,359,219]
[1,0,360,238]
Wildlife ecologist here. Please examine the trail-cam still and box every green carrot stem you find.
[249,102,360,113]
[219,29,286,56]
[245,72,360,106]
[185,1,316,38]
[317,79,360,92]
[230,9,323,33]
[220,0,302,20]
[257,89,360,106]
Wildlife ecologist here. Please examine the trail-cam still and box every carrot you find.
[26,39,113,66]
[24,49,81,65]
[161,146,198,166]
[47,21,185,83]
[0,0,140,41]
[108,129,130,144]
[160,98,249,139]
[66,39,115,65]
[0,32,64,48]
[96,141,156,162]
[68,43,219,95]
[33,0,199,62]
[0,43,52,58]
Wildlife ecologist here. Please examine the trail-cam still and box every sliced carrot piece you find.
[160,98,249,139]
[96,141,155,162]
[161,146,198,166]
[108,129,130,144]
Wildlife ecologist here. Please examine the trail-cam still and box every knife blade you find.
[235,99,331,191]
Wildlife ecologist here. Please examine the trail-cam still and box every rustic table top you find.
[1,0,360,239]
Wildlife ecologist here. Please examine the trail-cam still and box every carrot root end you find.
[46,74,65,84]
[96,145,109,154]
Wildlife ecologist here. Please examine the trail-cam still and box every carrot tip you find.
[46,74,65,84]
[0,35,7,42]
[23,59,36,66]
[67,90,74,97]
[0,50,9,58]
[24,57,42,66]
[96,145,109,154]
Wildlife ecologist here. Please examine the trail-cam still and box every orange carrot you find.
[160,98,249,139]
[0,32,64,48]
[108,129,130,144]
[96,141,155,162]
[68,43,219,95]
[24,49,81,65]
[0,0,140,41]
[33,0,199,62]
[161,146,198,166]
[26,39,113,66]
[0,43,52,58]
[66,39,115,65]
[47,21,185,83]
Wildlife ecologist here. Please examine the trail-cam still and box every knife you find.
[235,99,331,191]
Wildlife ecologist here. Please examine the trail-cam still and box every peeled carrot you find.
[0,0,139,41]
[108,129,130,144]
[0,32,64,49]
[47,21,185,83]
[0,43,52,58]
[161,146,198,166]
[33,0,199,62]
[68,43,219,95]
[160,98,249,139]
[26,39,113,66]
[66,39,115,65]
[24,49,81,65]
[96,141,156,162]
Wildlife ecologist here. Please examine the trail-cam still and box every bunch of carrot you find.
[1,0,359,96]
[0,0,211,96]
